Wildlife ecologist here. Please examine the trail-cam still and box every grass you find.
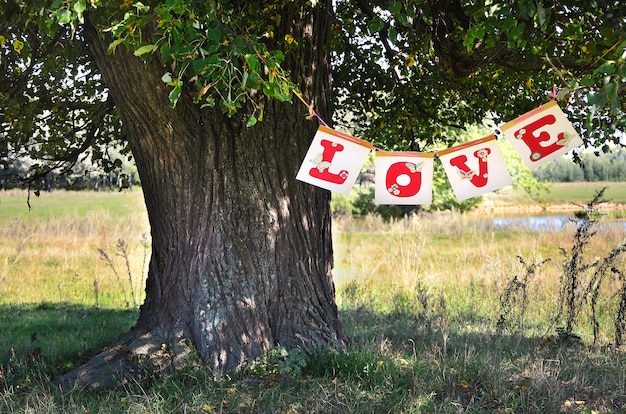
[0,189,146,224]
[0,189,149,308]
[0,189,148,377]
[1,187,626,413]
[0,303,137,370]
[544,182,626,205]
[482,181,626,207]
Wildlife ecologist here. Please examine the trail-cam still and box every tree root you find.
[54,329,195,391]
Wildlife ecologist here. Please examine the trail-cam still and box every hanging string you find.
[294,90,388,152]
[293,91,330,128]
[292,88,579,174]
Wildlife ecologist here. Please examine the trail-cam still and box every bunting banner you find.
[437,135,513,202]
[375,152,434,205]
[500,100,583,169]
[297,100,583,203]
[296,125,373,194]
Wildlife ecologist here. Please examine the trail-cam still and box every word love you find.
[297,101,582,204]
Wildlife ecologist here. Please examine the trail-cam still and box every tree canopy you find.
[331,0,625,154]
[1,0,624,187]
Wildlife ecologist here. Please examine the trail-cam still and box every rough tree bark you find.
[58,1,348,388]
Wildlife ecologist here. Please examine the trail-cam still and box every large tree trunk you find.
[60,1,347,388]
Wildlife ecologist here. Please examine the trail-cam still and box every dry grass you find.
[333,211,626,341]
[0,190,149,307]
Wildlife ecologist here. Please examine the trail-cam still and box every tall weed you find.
[97,237,149,309]
[554,188,626,344]
[496,255,550,334]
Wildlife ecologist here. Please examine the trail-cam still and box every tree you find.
[1,0,624,387]
[532,149,626,182]
[3,0,348,387]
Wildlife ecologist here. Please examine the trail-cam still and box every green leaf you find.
[56,9,72,24]
[108,38,125,54]
[169,82,182,107]
[464,25,485,51]
[262,81,291,102]
[246,115,257,127]
[517,0,535,19]
[245,72,262,89]
[262,82,278,98]
[509,23,525,45]
[388,27,398,45]
[580,75,594,87]
[473,26,485,40]
[200,95,216,109]
[604,81,619,109]
[274,92,291,102]
[536,5,550,28]
[191,58,211,73]
[599,24,614,40]
[244,54,260,72]
[73,0,86,23]
[206,26,223,43]
[593,61,616,75]
[133,1,150,13]
[388,0,401,14]
[396,14,411,28]
[563,23,583,40]
[368,17,385,34]
[160,45,172,62]
[270,50,285,64]
[587,91,605,107]
[556,89,570,101]
[485,33,498,49]
[501,17,516,32]
[134,44,158,57]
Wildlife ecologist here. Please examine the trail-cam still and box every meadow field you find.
[1,184,626,413]
[479,181,626,212]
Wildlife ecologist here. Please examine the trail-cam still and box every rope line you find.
[293,91,330,128]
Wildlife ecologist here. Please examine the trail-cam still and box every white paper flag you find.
[500,100,583,169]
[296,126,373,194]
[438,135,513,201]
[375,152,434,205]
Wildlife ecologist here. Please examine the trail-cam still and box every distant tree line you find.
[532,148,626,182]
[1,157,139,192]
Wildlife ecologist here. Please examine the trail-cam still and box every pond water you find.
[487,214,626,232]
[491,215,571,231]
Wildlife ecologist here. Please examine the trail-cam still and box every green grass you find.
[544,181,626,205]
[1,187,626,413]
[483,181,626,207]
[0,189,146,224]
[0,303,137,369]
